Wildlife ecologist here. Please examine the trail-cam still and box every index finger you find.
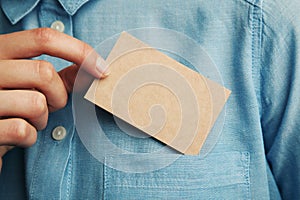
[0,28,109,78]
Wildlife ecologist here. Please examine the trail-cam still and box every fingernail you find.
[96,57,110,78]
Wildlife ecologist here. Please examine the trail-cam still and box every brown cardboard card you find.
[85,32,231,155]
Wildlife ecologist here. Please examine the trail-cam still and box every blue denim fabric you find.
[0,0,300,199]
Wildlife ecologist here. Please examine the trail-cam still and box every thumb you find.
[58,63,109,94]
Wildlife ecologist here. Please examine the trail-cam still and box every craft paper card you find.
[85,32,231,155]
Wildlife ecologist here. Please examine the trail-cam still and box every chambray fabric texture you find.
[0,0,300,199]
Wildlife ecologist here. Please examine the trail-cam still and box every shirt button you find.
[50,20,65,33]
[52,126,67,141]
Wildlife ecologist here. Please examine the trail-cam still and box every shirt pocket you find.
[103,151,250,200]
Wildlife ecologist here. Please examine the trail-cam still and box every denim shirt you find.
[0,0,300,199]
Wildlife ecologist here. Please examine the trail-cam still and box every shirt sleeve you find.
[260,1,300,199]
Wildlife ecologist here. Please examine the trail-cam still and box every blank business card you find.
[85,32,231,155]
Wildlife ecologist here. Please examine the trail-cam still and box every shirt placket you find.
[25,1,75,199]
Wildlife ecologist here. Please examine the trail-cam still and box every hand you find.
[0,28,108,171]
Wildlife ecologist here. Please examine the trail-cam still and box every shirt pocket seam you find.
[104,151,251,199]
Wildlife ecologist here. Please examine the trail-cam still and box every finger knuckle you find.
[38,115,48,131]
[30,91,47,116]
[33,28,55,47]
[10,119,30,142]
[36,60,55,84]
[58,93,68,109]
[50,93,67,111]
[79,42,91,64]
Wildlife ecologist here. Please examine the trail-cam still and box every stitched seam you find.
[59,124,75,200]
[65,132,74,199]
[109,182,250,190]
[250,2,263,199]
[242,152,251,199]
[29,129,46,199]
[251,0,263,118]
[103,157,107,200]
[242,0,260,7]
